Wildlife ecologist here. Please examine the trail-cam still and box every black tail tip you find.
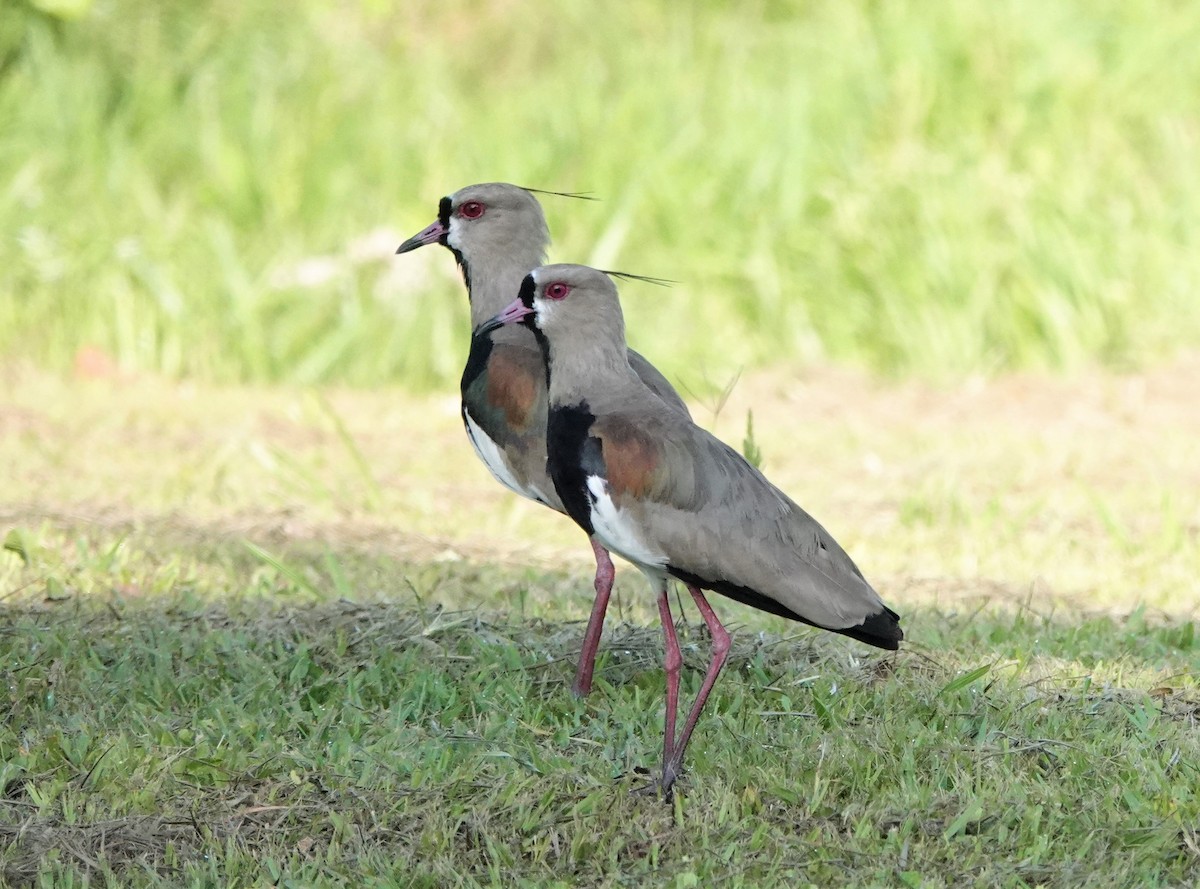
[847,606,903,650]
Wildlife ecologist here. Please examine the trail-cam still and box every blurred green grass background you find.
[3,0,1199,387]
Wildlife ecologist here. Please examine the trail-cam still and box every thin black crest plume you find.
[518,186,599,202]
[600,269,678,288]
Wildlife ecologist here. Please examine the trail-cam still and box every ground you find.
[1,360,1198,887]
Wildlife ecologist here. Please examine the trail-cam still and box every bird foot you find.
[627,767,678,805]
[630,777,662,798]
[627,766,667,801]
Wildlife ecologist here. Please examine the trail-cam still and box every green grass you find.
[5,5,1198,880]
[2,523,1199,887]
[2,369,1199,886]
[3,0,1200,386]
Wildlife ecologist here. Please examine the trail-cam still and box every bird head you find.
[477,264,628,343]
[395,182,550,266]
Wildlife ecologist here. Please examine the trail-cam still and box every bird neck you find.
[544,335,638,409]
[459,246,547,329]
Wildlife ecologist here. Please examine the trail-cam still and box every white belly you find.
[463,409,554,506]
[586,475,668,571]
[464,410,527,497]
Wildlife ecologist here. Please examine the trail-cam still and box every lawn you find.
[4,0,1200,884]
[2,365,1198,887]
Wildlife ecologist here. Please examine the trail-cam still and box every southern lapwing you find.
[396,183,690,697]
[480,263,903,796]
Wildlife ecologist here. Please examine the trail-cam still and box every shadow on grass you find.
[2,517,1199,886]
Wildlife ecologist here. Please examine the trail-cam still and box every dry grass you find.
[3,356,1197,615]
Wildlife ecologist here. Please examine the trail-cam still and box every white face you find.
[446,214,465,251]
[532,292,558,330]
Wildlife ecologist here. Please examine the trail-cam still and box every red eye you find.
[459,201,485,219]
[545,282,571,300]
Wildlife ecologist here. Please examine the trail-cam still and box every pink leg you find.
[571,537,615,698]
[662,584,731,794]
[657,580,682,769]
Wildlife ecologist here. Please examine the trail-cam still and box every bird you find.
[479,263,903,797]
[395,183,691,697]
